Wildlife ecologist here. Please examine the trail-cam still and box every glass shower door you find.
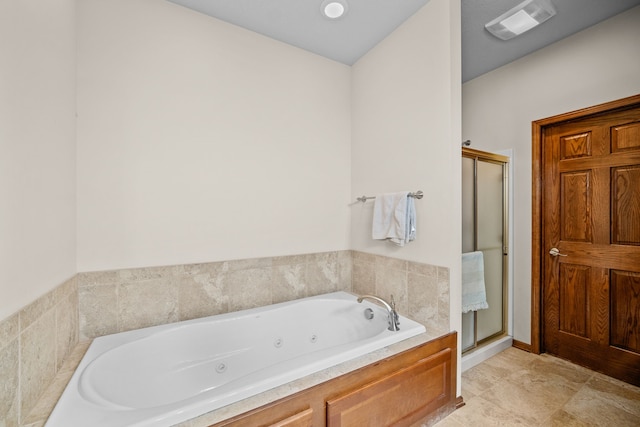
[462,149,508,353]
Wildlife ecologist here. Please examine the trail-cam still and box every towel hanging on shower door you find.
[461,251,489,313]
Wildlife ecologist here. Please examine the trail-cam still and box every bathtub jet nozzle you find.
[356,294,400,331]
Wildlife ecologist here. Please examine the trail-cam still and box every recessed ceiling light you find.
[485,0,556,40]
[321,0,348,20]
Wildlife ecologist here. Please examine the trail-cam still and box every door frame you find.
[530,93,640,354]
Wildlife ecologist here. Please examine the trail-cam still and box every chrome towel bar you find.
[356,190,423,203]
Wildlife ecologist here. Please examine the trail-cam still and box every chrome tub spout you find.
[357,294,400,331]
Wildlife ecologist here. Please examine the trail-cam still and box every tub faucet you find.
[357,294,400,331]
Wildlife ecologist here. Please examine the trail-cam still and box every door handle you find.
[549,247,567,257]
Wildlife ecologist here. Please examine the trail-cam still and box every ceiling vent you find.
[485,0,556,40]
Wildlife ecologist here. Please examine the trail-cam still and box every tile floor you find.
[435,347,640,426]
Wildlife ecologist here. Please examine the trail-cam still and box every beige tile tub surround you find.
[78,251,354,339]
[0,276,78,427]
[352,251,450,337]
[78,250,447,340]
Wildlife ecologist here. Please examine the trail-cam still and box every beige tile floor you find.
[435,347,640,426]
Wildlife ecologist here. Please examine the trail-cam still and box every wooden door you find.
[541,99,640,386]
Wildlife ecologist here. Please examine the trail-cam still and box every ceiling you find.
[461,0,640,82]
[167,0,640,83]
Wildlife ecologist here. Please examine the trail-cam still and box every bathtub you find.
[46,291,426,427]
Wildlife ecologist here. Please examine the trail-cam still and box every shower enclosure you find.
[462,148,509,353]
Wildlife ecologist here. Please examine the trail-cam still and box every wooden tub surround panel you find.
[211,332,457,427]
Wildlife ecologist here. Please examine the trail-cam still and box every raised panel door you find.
[543,104,640,386]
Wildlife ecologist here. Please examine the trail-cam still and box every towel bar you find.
[356,190,423,203]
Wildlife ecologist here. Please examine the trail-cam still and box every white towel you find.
[372,192,416,246]
[461,251,489,313]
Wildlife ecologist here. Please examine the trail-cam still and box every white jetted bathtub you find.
[46,291,426,427]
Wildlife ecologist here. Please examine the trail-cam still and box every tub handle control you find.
[357,294,400,331]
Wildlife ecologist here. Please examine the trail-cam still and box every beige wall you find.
[0,0,462,331]
[351,0,461,269]
[76,0,352,272]
[1,1,463,420]
[462,5,640,344]
[0,0,77,320]
[75,0,461,366]
[351,0,462,392]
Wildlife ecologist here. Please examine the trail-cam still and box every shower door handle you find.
[549,247,567,257]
